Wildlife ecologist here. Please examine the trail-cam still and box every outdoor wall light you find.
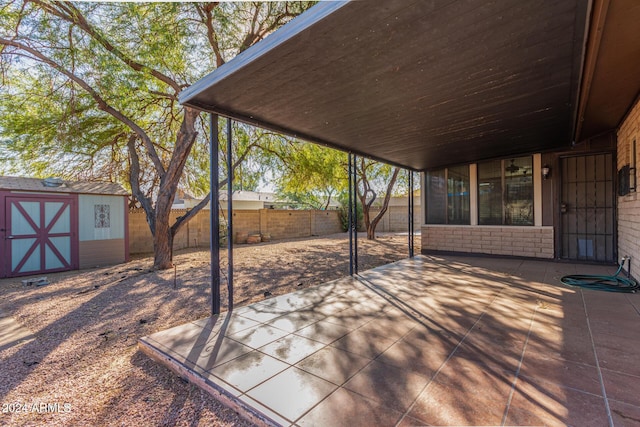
[542,165,551,179]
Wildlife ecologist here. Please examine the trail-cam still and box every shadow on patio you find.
[139,255,640,426]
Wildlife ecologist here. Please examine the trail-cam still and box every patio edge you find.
[138,337,282,427]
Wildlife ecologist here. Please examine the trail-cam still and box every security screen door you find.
[560,153,615,262]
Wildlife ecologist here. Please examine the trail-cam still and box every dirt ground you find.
[0,232,418,427]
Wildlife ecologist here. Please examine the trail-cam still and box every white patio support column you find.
[533,153,543,226]
[209,114,221,315]
[469,163,478,226]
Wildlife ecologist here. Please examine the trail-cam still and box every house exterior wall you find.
[231,200,265,210]
[617,98,640,278]
[421,153,553,258]
[422,225,554,258]
[78,194,127,268]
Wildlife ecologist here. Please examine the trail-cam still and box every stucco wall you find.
[617,98,640,278]
[422,225,554,259]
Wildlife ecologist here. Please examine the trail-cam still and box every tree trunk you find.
[361,166,400,240]
[153,216,174,269]
[140,107,199,270]
[366,227,376,240]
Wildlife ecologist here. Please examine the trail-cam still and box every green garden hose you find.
[560,257,638,293]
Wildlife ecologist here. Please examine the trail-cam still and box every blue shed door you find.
[5,196,78,277]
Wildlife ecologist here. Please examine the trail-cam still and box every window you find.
[426,165,470,224]
[94,204,111,228]
[478,156,533,225]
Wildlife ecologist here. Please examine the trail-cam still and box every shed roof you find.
[180,0,640,171]
[0,176,128,196]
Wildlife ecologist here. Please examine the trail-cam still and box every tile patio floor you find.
[139,255,640,426]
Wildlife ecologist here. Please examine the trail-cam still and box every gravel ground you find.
[0,232,417,427]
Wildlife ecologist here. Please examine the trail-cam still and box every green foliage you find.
[0,1,317,267]
[272,141,348,209]
[0,68,128,181]
[337,191,363,232]
[0,1,316,197]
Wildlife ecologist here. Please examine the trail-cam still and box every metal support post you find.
[353,154,358,274]
[226,118,234,311]
[210,114,221,315]
[408,170,415,258]
[348,153,353,276]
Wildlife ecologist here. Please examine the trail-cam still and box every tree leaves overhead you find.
[272,142,347,209]
[1,0,316,269]
[0,1,315,192]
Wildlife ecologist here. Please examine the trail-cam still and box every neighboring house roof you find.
[0,176,128,196]
[218,190,277,202]
[174,190,339,210]
[173,189,197,205]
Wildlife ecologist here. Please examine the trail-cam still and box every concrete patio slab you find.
[139,255,640,426]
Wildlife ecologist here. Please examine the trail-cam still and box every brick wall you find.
[617,97,640,278]
[128,208,342,254]
[421,225,554,259]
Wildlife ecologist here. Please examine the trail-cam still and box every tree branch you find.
[31,0,183,93]
[171,139,257,235]
[194,2,225,67]
[369,167,400,228]
[0,36,167,177]
[127,134,155,234]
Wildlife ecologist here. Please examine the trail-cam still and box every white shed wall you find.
[78,195,125,241]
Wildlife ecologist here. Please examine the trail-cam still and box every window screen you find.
[426,166,470,224]
[478,156,533,225]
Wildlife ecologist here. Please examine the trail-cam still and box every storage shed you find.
[0,176,129,278]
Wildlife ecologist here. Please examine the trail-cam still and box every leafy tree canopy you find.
[0,1,315,268]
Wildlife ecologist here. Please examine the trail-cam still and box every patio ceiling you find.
[179,0,635,171]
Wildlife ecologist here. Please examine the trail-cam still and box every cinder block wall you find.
[266,210,311,239]
[311,210,344,235]
[227,210,262,238]
[422,225,554,259]
[617,98,640,277]
[128,208,342,254]
[368,205,422,232]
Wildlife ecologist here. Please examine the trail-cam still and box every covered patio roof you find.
[180,0,640,171]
